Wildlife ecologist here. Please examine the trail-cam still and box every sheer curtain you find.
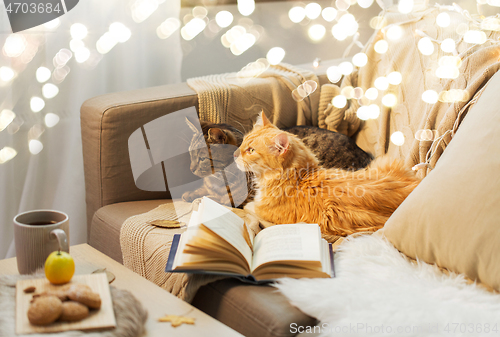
[0,0,182,258]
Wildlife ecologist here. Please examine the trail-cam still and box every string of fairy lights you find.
[1,0,500,165]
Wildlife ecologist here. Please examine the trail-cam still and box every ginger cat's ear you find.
[254,111,271,129]
[185,117,199,133]
[272,133,289,156]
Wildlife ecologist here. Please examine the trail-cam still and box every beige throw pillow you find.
[383,70,500,290]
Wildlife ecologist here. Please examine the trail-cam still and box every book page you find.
[197,197,253,268]
[251,224,322,271]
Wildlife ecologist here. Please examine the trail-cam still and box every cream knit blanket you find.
[187,63,320,133]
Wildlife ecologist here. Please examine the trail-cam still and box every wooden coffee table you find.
[0,243,243,337]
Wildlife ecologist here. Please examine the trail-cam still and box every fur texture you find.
[235,112,420,238]
[182,118,253,207]
[275,234,500,337]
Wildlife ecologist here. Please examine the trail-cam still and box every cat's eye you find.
[246,148,255,154]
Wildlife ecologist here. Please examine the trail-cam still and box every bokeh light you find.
[308,24,326,42]
[157,18,181,39]
[0,147,17,164]
[321,7,337,22]
[352,53,368,67]
[0,110,16,132]
[326,66,342,83]
[440,38,456,53]
[374,76,389,90]
[421,90,438,103]
[267,47,285,65]
[216,11,234,28]
[238,0,255,16]
[289,6,306,23]
[3,34,27,58]
[292,80,318,102]
[332,95,347,108]
[390,131,405,146]
[0,66,15,82]
[387,71,402,85]
[70,23,88,40]
[464,30,487,44]
[382,93,397,107]
[29,139,43,155]
[398,0,414,14]
[110,22,132,43]
[374,40,388,54]
[418,37,434,55]
[305,3,322,20]
[386,25,403,40]
[436,12,451,27]
[42,83,59,99]
[339,61,354,75]
[365,87,378,100]
[44,113,60,128]
[30,97,45,113]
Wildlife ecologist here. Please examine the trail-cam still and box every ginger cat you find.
[234,112,420,240]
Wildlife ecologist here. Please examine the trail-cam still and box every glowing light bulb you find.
[374,77,389,90]
[29,139,43,155]
[0,66,15,82]
[435,65,459,79]
[331,24,348,41]
[30,97,45,113]
[341,86,355,99]
[321,7,337,22]
[387,71,402,85]
[230,33,256,56]
[96,32,118,54]
[75,47,90,63]
[357,0,374,8]
[70,23,88,40]
[216,11,234,27]
[0,146,17,163]
[238,0,255,16]
[422,90,438,103]
[440,38,456,53]
[436,12,451,27]
[390,131,405,146]
[327,66,342,83]
[336,0,350,11]
[308,24,326,42]
[110,22,132,43]
[352,53,368,67]
[0,109,16,132]
[339,61,354,75]
[418,37,434,55]
[368,104,381,119]
[42,83,59,99]
[356,106,370,120]
[266,47,285,65]
[398,0,414,14]
[131,0,158,23]
[332,95,347,108]
[157,18,181,39]
[305,3,322,19]
[3,34,27,58]
[386,25,403,40]
[44,113,60,128]
[181,18,207,41]
[374,40,389,54]
[464,30,487,44]
[338,14,358,37]
[382,93,397,107]
[365,88,378,100]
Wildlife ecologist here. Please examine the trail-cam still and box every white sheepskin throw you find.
[274,234,500,337]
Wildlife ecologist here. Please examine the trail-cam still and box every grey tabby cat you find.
[182,119,253,207]
[183,119,372,207]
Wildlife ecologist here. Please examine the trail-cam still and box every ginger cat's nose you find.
[234,148,240,158]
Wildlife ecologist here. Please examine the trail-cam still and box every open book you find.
[166,197,334,282]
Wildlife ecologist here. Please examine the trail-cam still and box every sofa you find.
[81,5,500,337]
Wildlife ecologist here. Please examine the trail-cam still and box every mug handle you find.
[50,229,69,253]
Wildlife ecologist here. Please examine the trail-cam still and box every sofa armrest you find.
[81,83,198,238]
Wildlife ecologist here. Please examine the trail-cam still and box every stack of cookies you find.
[26,283,101,326]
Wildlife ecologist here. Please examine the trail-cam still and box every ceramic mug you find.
[13,210,69,275]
